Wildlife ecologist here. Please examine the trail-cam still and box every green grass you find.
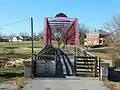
[0,41,44,84]
[0,41,43,59]
[88,48,112,60]
[0,68,24,74]
[0,68,25,84]
[0,53,32,59]
[0,40,43,49]
[5,47,19,49]
[0,76,28,86]
[80,45,112,60]
[0,76,27,84]
[93,52,111,60]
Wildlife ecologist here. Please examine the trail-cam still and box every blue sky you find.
[0,0,120,35]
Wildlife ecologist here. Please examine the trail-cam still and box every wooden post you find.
[34,54,37,77]
[74,45,76,53]
[74,56,77,76]
[55,55,58,76]
[76,46,78,56]
[98,57,101,79]
[94,57,97,77]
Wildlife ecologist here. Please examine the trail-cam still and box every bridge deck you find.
[23,49,107,90]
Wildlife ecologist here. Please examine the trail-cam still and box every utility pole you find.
[31,17,34,78]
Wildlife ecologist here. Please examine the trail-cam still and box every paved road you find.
[23,77,107,90]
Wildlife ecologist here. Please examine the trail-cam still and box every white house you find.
[9,36,23,42]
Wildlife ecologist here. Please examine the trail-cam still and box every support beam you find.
[44,18,47,45]
[75,18,80,45]
[66,21,75,34]
[44,18,52,45]
[66,21,76,45]
[47,19,52,45]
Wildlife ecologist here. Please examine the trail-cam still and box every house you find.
[20,36,31,41]
[0,36,11,42]
[0,37,9,42]
[84,29,108,46]
[9,36,23,42]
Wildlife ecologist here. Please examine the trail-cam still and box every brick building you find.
[84,29,107,46]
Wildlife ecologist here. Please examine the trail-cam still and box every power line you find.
[0,19,30,28]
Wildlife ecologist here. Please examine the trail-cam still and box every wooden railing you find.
[74,56,100,77]
[65,45,101,77]
[74,46,100,77]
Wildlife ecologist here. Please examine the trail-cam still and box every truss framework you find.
[44,13,80,45]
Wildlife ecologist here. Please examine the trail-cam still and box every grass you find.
[0,68,24,74]
[0,40,58,59]
[0,76,28,87]
[0,40,46,84]
[81,45,113,60]
[1,41,113,60]
[93,52,111,60]
[88,49,111,60]
[0,40,58,84]
[0,41,43,84]
[0,40,43,59]
[0,53,32,59]
[0,68,25,84]
[4,76,27,85]
[0,40,43,49]
[5,47,19,49]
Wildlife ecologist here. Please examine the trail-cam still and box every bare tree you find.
[104,15,120,60]
[38,31,44,39]
[53,32,62,48]
[0,33,2,38]
[79,24,89,44]
[19,32,29,36]
[9,33,16,41]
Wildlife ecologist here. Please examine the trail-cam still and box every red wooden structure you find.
[44,13,80,45]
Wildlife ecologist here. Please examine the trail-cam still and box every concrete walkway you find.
[23,77,107,90]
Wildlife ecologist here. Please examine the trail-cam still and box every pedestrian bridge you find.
[24,45,100,78]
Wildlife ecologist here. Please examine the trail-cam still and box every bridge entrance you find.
[26,13,100,78]
[34,45,74,77]
[44,13,80,47]
[33,45,100,77]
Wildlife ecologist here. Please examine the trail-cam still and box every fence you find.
[74,56,100,77]
[65,45,100,77]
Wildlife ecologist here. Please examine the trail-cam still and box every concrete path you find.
[23,77,107,90]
